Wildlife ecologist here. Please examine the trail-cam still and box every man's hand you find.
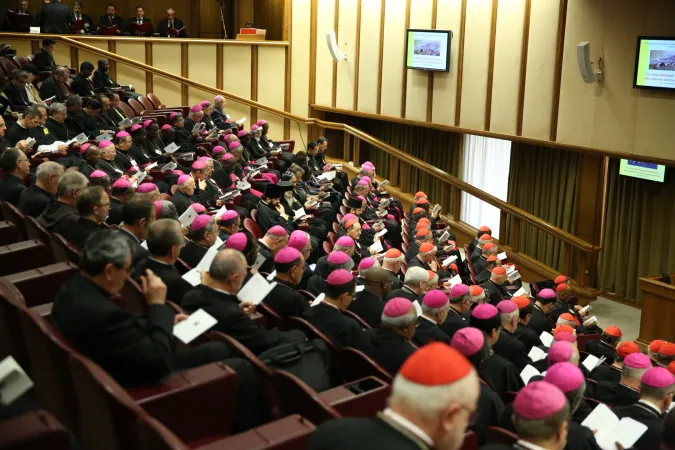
[215,200,224,207]
[429,259,439,272]
[140,269,167,305]
[275,203,285,214]
[57,144,68,154]
[174,313,189,325]
[239,301,256,316]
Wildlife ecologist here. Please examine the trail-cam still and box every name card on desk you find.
[173,309,217,344]
[237,273,277,305]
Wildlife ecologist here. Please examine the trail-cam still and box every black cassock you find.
[357,327,417,376]
[586,340,618,364]
[0,174,26,207]
[613,402,664,450]
[256,241,275,274]
[348,289,386,329]
[387,286,419,303]
[473,382,505,446]
[492,329,531,371]
[438,307,469,341]
[107,197,124,226]
[384,268,403,290]
[303,302,365,349]
[481,279,512,306]
[592,381,639,407]
[18,184,52,218]
[116,228,150,267]
[256,200,292,234]
[133,258,193,306]
[512,323,543,352]
[527,304,553,336]
[64,217,103,250]
[263,279,308,320]
[180,240,209,269]
[308,414,432,450]
[170,189,195,216]
[413,316,450,347]
[480,353,524,398]
[589,364,621,383]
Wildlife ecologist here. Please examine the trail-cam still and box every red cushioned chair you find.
[286,316,340,357]
[271,369,341,425]
[340,347,393,383]
[138,96,155,113]
[322,241,333,255]
[13,55,29,69]
[317,377,390,419]
[0,279,31,371]
[486,426,519,445]
[19,308,80,431]
[1,201,28,240]
[0,239,53,276]
[24,216,52,247]
[0,220,19,245]
[576,333,601,352]
[5,261,78,308]
[147,93,164,109]
[0,410,71,450]
[255,302,286,330]
[50,234,80,264]
[343,310,371,329]
[462,431,478,450]
[244,217,263,240]
[118,101,136,118]
[127,98,145,116]
[112,277,147,315]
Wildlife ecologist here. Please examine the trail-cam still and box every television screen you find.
[619,159,666,182]
[406,29,452,72]
[634,36,675,90]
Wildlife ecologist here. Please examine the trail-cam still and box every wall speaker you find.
[577,42,603,83]
[326,31,347,62]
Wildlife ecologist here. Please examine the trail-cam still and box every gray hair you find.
[622,365,648,383]
[381,306,417,329]
[403,266,428,288]
[36,161,64,182]
[189,216,217,241]
[65,95,82,107]
[156,200,178,219]
[513,403,570,441]
[421,301,448,317]
[147,219,183,256]
[333,244,353,253]
[210,248,246,280]
[56,171,88,197]
[23,105,42,119]
[80,230,132,276]
[500,309,519,325]
[12,69,28,80]
[48,102,66,116]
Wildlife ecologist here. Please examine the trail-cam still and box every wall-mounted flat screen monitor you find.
[619,159,666,182]
[634,36,675,90]
[406,29,452,72]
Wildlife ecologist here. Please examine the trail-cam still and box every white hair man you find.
[308,342,479,450]
[413,290,451,347]
[19,160,64,217]
[593,352,651,407]
[491,300,530,371]
[388,266,430,303]
[382,248,405,290]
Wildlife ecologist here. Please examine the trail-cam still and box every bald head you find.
[210,249,247,281]
[364,266,390,283]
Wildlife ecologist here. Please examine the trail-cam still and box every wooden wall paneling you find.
[30,39,39,56]
[77,40,110,69]
[403,0,432,122]
[426,0,438,122]
[353,0,362,111]
[290,0,311,117]
[308,0,318,114]
[379,0,407,118]
[458,0,492,131]
[454,0,467,126]
[237,0,255,33]
[145,42,153,95]
[548,0,568,142]
[488,0,526,135]
[250,45,259,124]
[284,0,293,140]
[2,39,32,59]
[430,0,462,126]
[355,0,383,114]
[376,0,386,114]
[519,0,561,141]
[335,0,358,110]
[70,46,78,71]
[253,0,285,41]
[52,41,71,69]
[484,0,498,131]
[108,40,117,80]
[114,41,147,94]
[516,0,531,136]
[187,43,217,105]
[222,44,252,127]
[190,0,201,38]
[216,45,224,89]
[314,0,336,107]
[199,0,224,38]
[150,43,183,107]
[331,0,339,108]
[181,43,189,105]
[400,0,411,118]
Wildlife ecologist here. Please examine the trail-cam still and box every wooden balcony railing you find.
[9,35,601,287]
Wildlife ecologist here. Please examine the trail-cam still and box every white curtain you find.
[460,134,512,239]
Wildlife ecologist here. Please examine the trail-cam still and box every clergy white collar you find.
[420,315,437,325]
[382,409,434,447]
[514,440,549,450]
[638,399,663,416]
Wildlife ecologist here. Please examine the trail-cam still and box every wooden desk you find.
[638,273,675,345]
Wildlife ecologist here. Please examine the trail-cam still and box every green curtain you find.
[598,159,675,304]
[502,143,579,271]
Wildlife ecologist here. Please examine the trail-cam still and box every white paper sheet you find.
[145,162,158,171]
[309,263,316,271]
[442,255,458,267]
[236,180,251,191]
[412,300,422,317]
[310,293,325,307]
[119,118,132,129]
[266,270,277,281]
[178,207,198,227]
[140,240,148,249]
[513,287,529,297]
[497,252,507,260]
[0,356,34,406]
[375,228,387,238]
[182,268,202,286]
[379,180,389,187]
[237,273,277,305]
[25,137,36,149]
[214,205,228,218]
[528,346,547,362]
[294,207,306,219]
[164,142,179,153]
[580,304,593,314]
[173,309,217,344]
[251,253,267,271]
[582,354,606,373]
[540,331,554,347]
[160,162,177,171]
[581,403,648,450]
[355,285,365,292]
[431,204,441,216]
[439,230,450,243]
[449,274,462,287]
[196,244,221,272]
[369,241,383,254]
[520,364,541,385]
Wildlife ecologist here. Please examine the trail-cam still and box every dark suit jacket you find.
[512,324,543,352]
[255,201,292,235]
[182,285,295,355]
[438,307,468,340]
[3,83,31,112]
[157,18,187,37]
[44,117,71,142]
[180,240,209,269]
[303,302,364,348]
[348,289,385,329]
[36,1,71,34]
[18,184,51,217]
[263,279,308,319]
[586,340,618,364]
[481,353,524,398]
[0,174,26,206]
[386,286,419,303]
[32,48,58,72]
[52,274,176,388]
[73,110,101,138]
[98,14,124,30]
[170,190,195,217]
[589,363,622,383]
[133,258,192,305]
[413,316,450,347]
[37,198,78,236]
[116,227,150,267]
[308,416,431,450]
[384,269,402,291]
[528,304,553,336]
[126,17,153,36]
[71,74,94,97]
[492,329,531,371]
[481,279,511,306]
[256,242,275,274]
[4,122,30,146]
[613,402,663,450]
[107,197,124,226]
[38,76,68,104]
[357,327,416,375]
[64,217,103,250]
[69,13,95,33]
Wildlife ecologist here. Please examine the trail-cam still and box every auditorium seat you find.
[340,347,393,383]
[0,56,19,75]
[138,96,155,113]
[112,277,147,315]
[244,217,263,240]
[296,290,316,301]
[270,369,341,425]
[18,308,80,431]
[255,302,286,330]
[50,234,80,264]
[0,279,31,371]
[0,220,19,245]
[317,376,391,419]
[343,310,371,329]
[13,55,29,69]
[68,352,243,449]
[462,431,478,450]
[138,413,316,450]
[1,201,28,240]
[146,93,164,109]
[118,101,136,118]
[127,98,145,116]
[0,240,53,276]
[24,216,52,248]
[0,410,71,450]
[5,262,78,308]
[327,231,336,245]
[322,241,333,255]
[485,426,518,445]
[286,316,340,356]
[576,333,601,352]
